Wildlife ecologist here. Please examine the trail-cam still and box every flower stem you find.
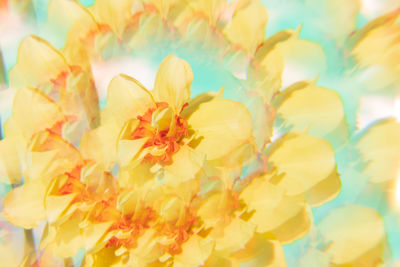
[23,229,36,267]
[0,49,6,86]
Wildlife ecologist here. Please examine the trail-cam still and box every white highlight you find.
[91,57,157,101]
[358,95,400,129]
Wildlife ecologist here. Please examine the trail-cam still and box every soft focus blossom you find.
[0,0,399,266]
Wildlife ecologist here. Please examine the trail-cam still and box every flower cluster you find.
[0,0,397,266]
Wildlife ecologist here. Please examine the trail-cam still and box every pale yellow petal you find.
[80,121,120,168]
[8,87,64,140]
[274,81,346,138]
[41,216,84,258]
[224,0,268,55]
[319,205,386,265]
[240,175,311,243]
[188,99,253,161]
[174,235,214,267]
[162,145,205,187]
[0,136,23,184]
[2,180,47,228]
[83,222,113,253]
[356,118,400,183]
[153,55,193,113]
[266,133,337,197]
[102,74,155,125]
[26,130,83,181]
[90,0,136,38]
[48,0,94,40]
[9,36,69,89]
[214,218,256,254]
[232,233,287,267]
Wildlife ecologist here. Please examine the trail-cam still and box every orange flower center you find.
[131,102,189,164]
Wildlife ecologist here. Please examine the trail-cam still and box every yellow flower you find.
[81,54,255,175]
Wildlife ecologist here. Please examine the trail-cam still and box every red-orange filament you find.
[131,102,188,164]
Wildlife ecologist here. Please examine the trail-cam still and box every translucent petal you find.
[153,55,193,113]
[356,118,400,183]
[188,99,253,161]
[102,74,155,125]
[9,36,69,89]
[318,205,386,265]
[224,0,268,55]
[266,133,338,198]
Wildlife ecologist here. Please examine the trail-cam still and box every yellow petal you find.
[266,133,338,197]
[0,136,23,184]
[45,174,77,224]
[188,0,226,26]
[7,87,64,140]
[162,145,205,187]
[128,229,165,265]
[102,74,155,125]
[224,0,268,55]
[82,247,124,267]
[83,222,113,253]
[26,130,83,181]
[232,233,287,267]
[153,55,193,113]
[47,0,94,41]
[214,218,256,254]
[9,36,69,89]
[274,81,346,138]
[240,175,311,243]
[2,180,47,228]
[174,235,214,267]
[41,216,84,258]
[90,0,136,38]
[356,118,400,183]
[80,121,120,168]
[118,138,149,166]
[278,39,327,86]
[188,99,253,161]
[319,205,386,265]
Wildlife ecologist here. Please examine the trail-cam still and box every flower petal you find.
[102,74,155,125]
[6,87,64,140]
[224,0,268,55]
[162,145,205,187]
[318,205,386,265]
[274,81,346,139]
[240,175,311,243]
[153,55,193,113]
[356,118,400,183]
[9,36,69,89]
[2,180,47,228]
[232,233,287,267]
[90,0,137,38]
[188,99,253,161]
[174,235,214,267]
[266,133,338,198]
